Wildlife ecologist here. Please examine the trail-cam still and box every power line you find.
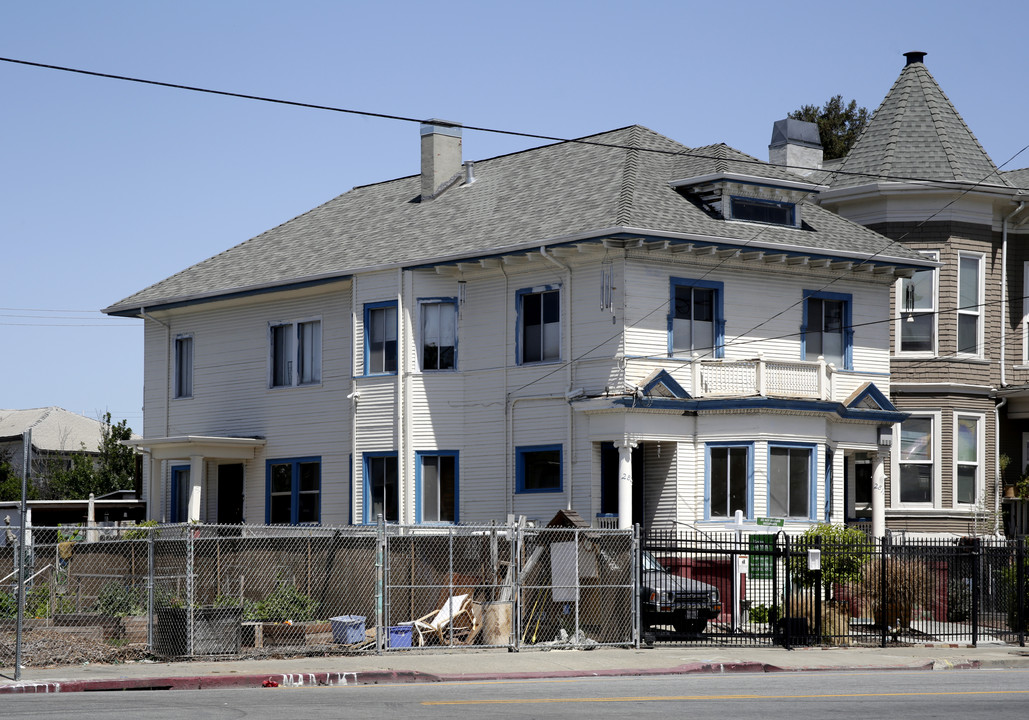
[2,55,1025,188]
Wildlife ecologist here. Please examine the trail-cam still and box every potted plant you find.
[1001,454,1016,498]
[1017,464,1029,500]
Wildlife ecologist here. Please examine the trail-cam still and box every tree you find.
[0,448,37,503]
[39,412,137,500]
[788,95,869,160]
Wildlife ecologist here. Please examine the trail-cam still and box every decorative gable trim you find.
[639,369,690,399]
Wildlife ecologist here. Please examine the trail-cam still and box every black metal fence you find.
[642,531,1029,648]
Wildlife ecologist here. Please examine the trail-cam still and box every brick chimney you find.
[420,119,462,201]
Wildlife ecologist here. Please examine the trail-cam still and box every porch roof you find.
[125,435,266,461]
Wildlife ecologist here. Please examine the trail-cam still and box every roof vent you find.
[904,51,927,66]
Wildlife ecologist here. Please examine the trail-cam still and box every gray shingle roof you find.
[827,60,1008,189]
[105,126,925,315]
[1003,168,1029,190]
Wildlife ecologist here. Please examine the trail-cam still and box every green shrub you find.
[93,582,146,617]
[1000,559,1029,631]
[789,524,870,592]
[253,583,316,622]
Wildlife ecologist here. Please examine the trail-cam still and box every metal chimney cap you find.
[420,119,462,138]
[904,51,927,66]
[770,118,821,149]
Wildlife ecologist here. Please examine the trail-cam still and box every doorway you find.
[217,463,245,524]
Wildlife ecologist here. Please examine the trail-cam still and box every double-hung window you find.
[421,299,457,371]
[266,458,320,524]
[364,453,398,522]
[898,416,934,504]
[707,443,751,519]
[516,445,562,493]
[670,278,724,358]
[365,302,398,375]
[955,414,981,505]
[957,254,983,355]
[174,335,193,398]
[899,251,939,353]
[768,444,814,519]
[518,287,560,364]
[803,291,852,369]
[417,451,458,523]
[271,320,321,387]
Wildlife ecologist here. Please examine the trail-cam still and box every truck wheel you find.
[673,618,706,634]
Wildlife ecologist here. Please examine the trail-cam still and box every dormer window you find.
[730,196,795,226]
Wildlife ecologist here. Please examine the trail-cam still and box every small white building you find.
[105,123,933,533]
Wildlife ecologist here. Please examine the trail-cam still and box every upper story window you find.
[768,444,815,520]
[957,254,983,356]
[365,302,398,375]
[670,278,724,358]
[420,299,457,371]
[803,291,852,369]
[174,334,193,399]
[267,458,320,525]
[271,320,321,387]
[899,251,939,354]
[518,287,560,364]
[730,196,795,226]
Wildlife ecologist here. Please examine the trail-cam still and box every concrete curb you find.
[0,659,966,694]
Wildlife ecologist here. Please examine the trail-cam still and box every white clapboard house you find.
[104,122,934,533]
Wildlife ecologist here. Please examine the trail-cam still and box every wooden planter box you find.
[243,621,332,648]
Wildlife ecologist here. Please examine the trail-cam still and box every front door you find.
[217,463,245,524]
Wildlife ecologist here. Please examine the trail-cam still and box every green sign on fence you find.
[749,534,776,579]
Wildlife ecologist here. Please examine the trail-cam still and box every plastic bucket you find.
[330,615,366,644]
[388,624,412,648]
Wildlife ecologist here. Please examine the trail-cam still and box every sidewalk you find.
[4,643,1029,694]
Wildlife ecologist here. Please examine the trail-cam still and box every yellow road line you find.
[423,689,1029,705]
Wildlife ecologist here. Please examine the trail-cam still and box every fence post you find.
[447,525,455,646]
[147,527,155,650]
[186,525,195,657]
[513,521,522,652]
[573,527,581,641]
[633,525,640,649]
[971,539,980,647]
[772,532,781,647]
[879,536,887,648]
[1018,538,1025,648]
[781,533,792,650]
[375,514,384,655]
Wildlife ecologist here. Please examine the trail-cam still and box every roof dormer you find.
[669,172,826,229]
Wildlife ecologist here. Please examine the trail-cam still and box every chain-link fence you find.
[2,522,638,660]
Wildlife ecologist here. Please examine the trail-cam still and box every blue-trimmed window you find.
[669,278,724,358]
[517,286,560,364]
[516,445,562,493]
[271,319,322,387]
[170,465,190,523]
[730,196,795,226]
[416,451,458,523]
[420,298,457,371]
[266,457,320,525]
[705,442,752,520]
[174,335,193,398]
[365,301,398,375]
[767,443,816,520]
[802,290,852,369]
[364,452,398,523]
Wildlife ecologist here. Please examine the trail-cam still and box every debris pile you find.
[0,629,150,668]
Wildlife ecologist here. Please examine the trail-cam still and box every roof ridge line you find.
[616,126,642,226]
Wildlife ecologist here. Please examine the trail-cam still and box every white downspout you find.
[995,396,1007,536]
[541,246,575,511]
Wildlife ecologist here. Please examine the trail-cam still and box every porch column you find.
[148,456,162,522]
[872,450,887,539]
[615,438,637,530]
[187,455,204,523]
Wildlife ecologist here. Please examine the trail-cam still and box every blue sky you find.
[3,0,1028,432]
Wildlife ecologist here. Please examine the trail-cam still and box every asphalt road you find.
[5,669,1029,718]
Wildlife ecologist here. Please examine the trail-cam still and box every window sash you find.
[956,416,979,505]
[673,286,715,356]
[710,446,748,518]
[957,256,981,354]
[368,455,399,522]
[174,337,193,398]
[268,460,320,525]
[522,291,560,363]
[421,454,456,522]
[422,302,456,370]
[768,446,810,518]
[271,324,293,387]
[898,417,934,504]
[806,298,845,367]
[297,321,321,384]
[368,306,398,374]
[517,447,561,492]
